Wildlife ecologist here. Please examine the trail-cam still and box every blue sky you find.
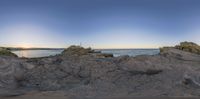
[0,0,200,48]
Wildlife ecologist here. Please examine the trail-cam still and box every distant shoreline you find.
[8,48,159,51]
[7,48,65,51]
[95,48,159,50]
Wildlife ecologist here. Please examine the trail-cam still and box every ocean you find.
[12,49,160,58]
[97,49,160,57]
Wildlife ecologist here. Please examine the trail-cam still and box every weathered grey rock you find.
[1,43,200,98]
[0,56,29,97]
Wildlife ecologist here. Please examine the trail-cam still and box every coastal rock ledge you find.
[1,42,200,98]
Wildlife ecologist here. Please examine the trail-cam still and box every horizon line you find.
[1,46,160,50]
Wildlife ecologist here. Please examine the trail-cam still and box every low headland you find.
[0,41,200,99]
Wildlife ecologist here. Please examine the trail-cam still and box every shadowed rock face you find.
[1,43,200,98]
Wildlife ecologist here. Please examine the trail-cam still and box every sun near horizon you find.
[0,0,200,49]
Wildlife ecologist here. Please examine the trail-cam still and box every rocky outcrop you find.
[175,41,200,54]
[1,42,200,98]
[160,47,200,61]
[62,45,113,58]
[0,48,17,57]
[160,42,200,54]
[62,46,95,56]
[0,56,30,96]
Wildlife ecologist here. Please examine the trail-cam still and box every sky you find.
[0,0,200,48]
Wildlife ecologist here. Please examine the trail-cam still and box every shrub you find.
[62,45,94,56]
[175,41,200,54]
[0,47,18,57]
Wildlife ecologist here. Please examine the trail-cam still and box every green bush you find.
[62,45,94,56]
[175,41,200,54]
[0,47,18,57]
[159,47,172,53]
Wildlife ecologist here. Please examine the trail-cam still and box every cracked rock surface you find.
[0,47,200,98]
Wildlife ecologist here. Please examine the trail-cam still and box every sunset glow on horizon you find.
[0,0,200,48]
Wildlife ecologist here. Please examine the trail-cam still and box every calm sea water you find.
[97,49,160,57]
[12,50,64,58]
[12,49,160,58]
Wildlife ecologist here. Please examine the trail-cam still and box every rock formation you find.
[175,41,200,54]
[0,42,200,98]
